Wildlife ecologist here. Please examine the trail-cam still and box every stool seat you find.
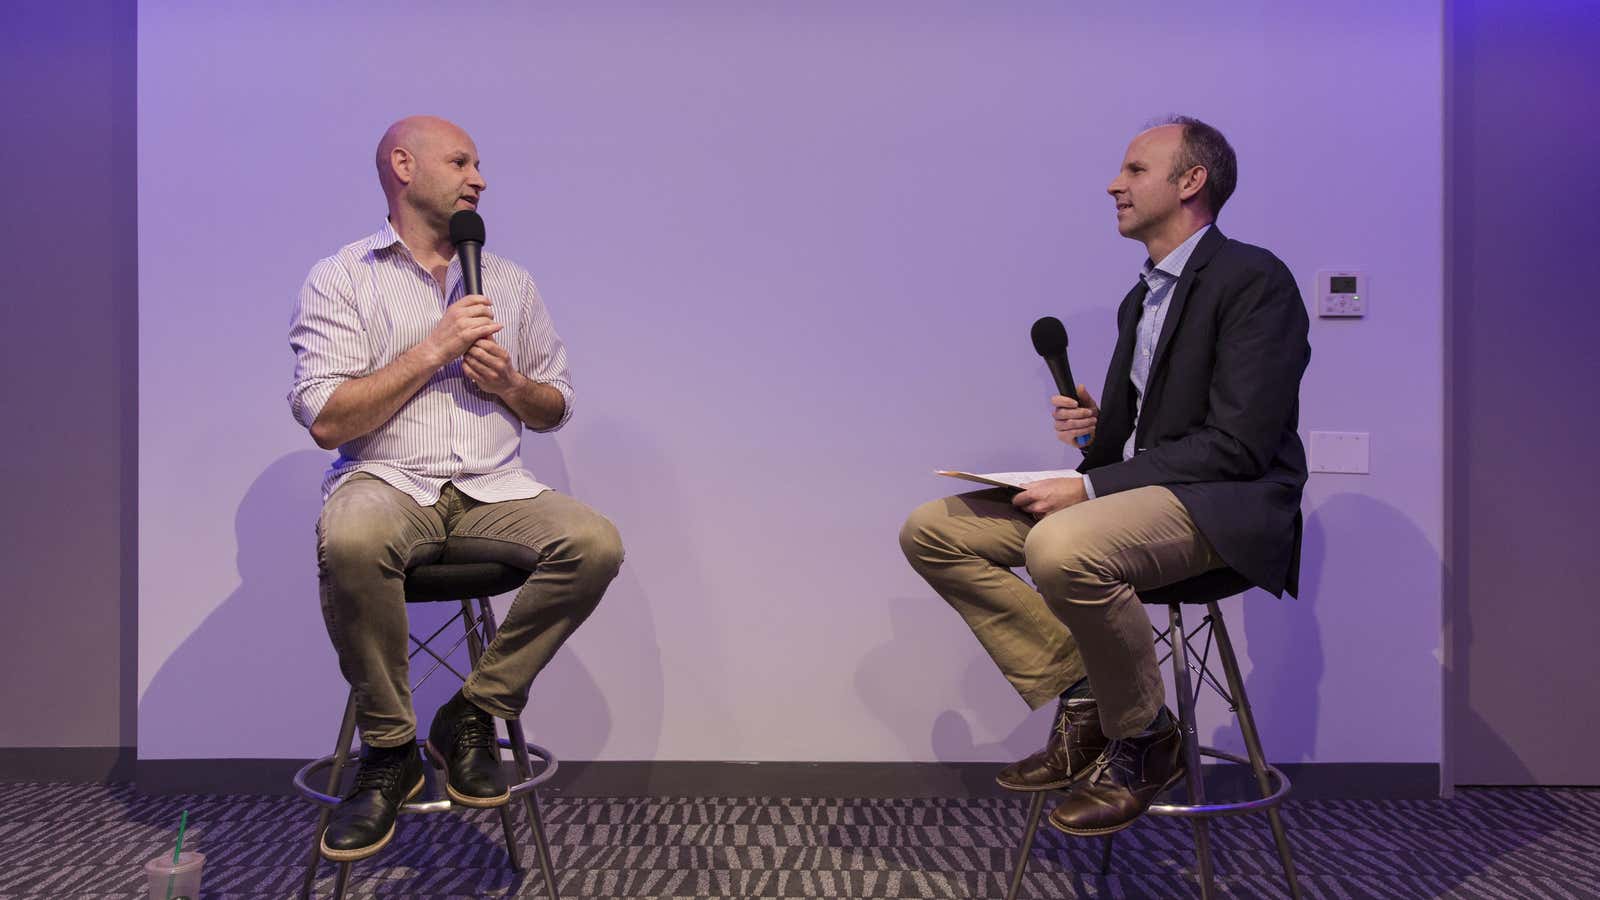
[403,563,529,604]
[1136,567,1254,607]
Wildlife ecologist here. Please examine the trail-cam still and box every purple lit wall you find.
[137,2,1444,764]
[0,0,136,755]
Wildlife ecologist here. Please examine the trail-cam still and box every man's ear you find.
[390,147,415,186]
[1178,165,1208,204]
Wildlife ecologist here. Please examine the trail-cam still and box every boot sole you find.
[1046,766,1189,837]
[425,740,511,808]
[445,783,511,808]
[995,773,1077,792]
[319,773,425,862]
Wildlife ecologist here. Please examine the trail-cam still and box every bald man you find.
[289,116,623,861]
[900,116,1308,836]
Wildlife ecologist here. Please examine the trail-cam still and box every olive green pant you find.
[899,485,1221,738]
[317,474,623,747]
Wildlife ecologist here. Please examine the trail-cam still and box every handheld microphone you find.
[449,210,486,296]
[1030,316,1090,448]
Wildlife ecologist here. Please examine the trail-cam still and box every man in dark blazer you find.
[900,116,1309,836]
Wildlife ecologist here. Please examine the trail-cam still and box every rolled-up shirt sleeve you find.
[516,272,574,432]
[288,259,370,430]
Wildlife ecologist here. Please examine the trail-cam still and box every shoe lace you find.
[352,754,407,792]
[1085,739,1137,786]
[457,712,497,751]
[1055,699,1095,738]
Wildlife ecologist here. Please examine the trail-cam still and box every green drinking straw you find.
[164,809,188,900]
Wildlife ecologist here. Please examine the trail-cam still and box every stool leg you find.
[1005,791,1048,900]
[1209,602,1303,899]
[471,596,561,898]
[332,861,351,900]
[1168,604,1216,899]
[495,802,525,872]
[506,716,561,900]
[458,599,525,872]
[301,691,359,899]
[1100,834,1115,876]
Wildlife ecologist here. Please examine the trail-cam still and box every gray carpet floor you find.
[0,782,1596,898]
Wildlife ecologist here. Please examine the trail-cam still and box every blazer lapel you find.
[1149,226,1227,379]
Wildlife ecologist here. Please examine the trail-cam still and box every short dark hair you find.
[1150,115,1237,217]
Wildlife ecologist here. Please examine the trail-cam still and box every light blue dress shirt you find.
[1083,224,1211,500]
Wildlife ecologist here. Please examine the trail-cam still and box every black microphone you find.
[1030,316,1090,448]
[450,210,486,296]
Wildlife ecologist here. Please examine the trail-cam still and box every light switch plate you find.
[1309,431,1370,474]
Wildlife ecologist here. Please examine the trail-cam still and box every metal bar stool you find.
[293,563,563,899]
[1004,568,1303,900]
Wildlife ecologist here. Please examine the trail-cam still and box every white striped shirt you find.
[288,220,574,505]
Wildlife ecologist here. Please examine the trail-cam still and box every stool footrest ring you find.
[292,739,558,812]
[1147,745,1291,818]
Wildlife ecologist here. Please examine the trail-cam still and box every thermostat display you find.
[1317,270,1367,318]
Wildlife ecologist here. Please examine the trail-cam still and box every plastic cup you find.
[144,850,204,900]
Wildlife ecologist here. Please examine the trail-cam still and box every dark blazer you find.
[1079,226,1310,597]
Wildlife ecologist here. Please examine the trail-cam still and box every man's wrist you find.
[408,340,448,372]
[504,371,534,398]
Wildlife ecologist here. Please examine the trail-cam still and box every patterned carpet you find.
[0,782,1596,898]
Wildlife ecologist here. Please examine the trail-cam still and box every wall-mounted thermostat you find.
[1317,270,1366,318]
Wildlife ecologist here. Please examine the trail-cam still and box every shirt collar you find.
[1140,223,1212,285]
[365,218,407,255]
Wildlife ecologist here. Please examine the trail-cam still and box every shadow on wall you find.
[855,593,1057,763]
[518,419,676,763]
[860,488,1444,773]
[1205,489,1538,793]
[141,450,346,759]
[853,304,1120,765]
[143,425,674,766]
[137,438,639,765]
[1206,497,1328,762]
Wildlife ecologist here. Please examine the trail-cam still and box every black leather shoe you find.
[426,690,509,808]
[1047,709,1185,836]
[320,743,425,862]
[996,696,1107,791]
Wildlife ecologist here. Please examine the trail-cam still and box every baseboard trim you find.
[120,758,1440,800]
[0,747,135,782]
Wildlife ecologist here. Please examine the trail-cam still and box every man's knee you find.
[1023,520,1107,602]
[565,513,624,581]
[319,503,406,578]
[898,499,951,567]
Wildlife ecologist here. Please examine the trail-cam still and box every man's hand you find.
[1052,385,1099,448]
[463,337,522,396]
[421,294,503,366]
[1012,477,1089,518]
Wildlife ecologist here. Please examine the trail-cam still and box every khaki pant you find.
[899,485,1221,738]
[317,474,623,747]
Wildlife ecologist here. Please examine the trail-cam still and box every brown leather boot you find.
[995,696,1108,791]
[1047,709,1185,835]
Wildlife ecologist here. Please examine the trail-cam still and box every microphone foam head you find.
[1030,316,1069,356]
[449,209,486,246]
